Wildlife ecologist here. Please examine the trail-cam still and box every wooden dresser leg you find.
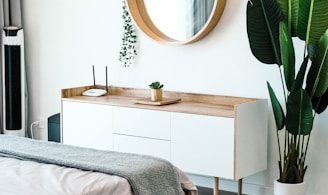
[238,178,243,195]
[214,177,219,195]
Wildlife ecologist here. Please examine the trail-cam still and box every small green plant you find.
[119,0,137,67]
[149,81,164,89]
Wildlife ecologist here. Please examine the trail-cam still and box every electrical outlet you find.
[38,117,45,129]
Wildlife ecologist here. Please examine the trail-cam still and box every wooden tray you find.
[133,98,181,106]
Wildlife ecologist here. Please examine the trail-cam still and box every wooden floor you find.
[198,186,238,195]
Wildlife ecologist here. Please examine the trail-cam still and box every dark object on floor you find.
[198,186,240,195]
[48,113,60,142]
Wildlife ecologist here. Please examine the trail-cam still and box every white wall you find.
[21,0,328,194]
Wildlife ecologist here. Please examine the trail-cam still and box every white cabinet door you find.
[171,112,235,179]
[62,101,113,150]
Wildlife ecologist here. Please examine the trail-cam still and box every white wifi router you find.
[83,65,108,97]
[82,88,106,97]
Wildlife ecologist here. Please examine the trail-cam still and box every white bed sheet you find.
[0,156,132,195]
[0,157,197,195]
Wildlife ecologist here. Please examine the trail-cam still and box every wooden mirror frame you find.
[126,0,226,45]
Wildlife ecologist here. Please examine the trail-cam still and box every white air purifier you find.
[2,26,27,137]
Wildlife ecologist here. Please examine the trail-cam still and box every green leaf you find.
[280,21,295,91]
[277,0,299,36]
[267,81,285,130]
[290,55,309,94]
[149,81,164,89]
[312,88,328,114]
[286,89,314,135]
[297,0,328,45]
[247,0,284,65]
[306,29,328,97]
[307,44,317,61]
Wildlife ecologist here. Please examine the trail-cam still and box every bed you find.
[0,135,197,195]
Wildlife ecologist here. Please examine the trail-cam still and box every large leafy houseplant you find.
[246,0,328,184]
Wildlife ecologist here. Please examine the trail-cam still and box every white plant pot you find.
[274,180,306,195]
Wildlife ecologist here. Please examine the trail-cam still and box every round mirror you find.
[126,0,226,45]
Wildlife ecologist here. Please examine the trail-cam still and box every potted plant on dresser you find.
[246,0,328,194]
[149,81,164,101]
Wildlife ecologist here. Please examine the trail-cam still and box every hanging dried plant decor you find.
[119,0,137,67]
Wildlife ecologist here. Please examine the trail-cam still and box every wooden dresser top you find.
[61,86,262,118]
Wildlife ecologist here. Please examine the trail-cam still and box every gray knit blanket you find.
[0,135,185,195]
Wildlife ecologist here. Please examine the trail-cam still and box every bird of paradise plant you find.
[246,0,328,183]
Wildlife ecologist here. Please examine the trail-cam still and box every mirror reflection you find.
[144,0,215,41]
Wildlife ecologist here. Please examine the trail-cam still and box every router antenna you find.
[92,65,96,89]
[105,66,108,92]
[82,65,107,97]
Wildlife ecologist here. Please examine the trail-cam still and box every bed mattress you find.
[0,135,197,195]
[0,156,133,195]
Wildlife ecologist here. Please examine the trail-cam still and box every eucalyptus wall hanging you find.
[119,0,137,67]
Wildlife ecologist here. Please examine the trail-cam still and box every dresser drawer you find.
[112,106,171,140]
[113,134,171,161]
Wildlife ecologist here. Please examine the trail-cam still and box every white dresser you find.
[61,86,268,195]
